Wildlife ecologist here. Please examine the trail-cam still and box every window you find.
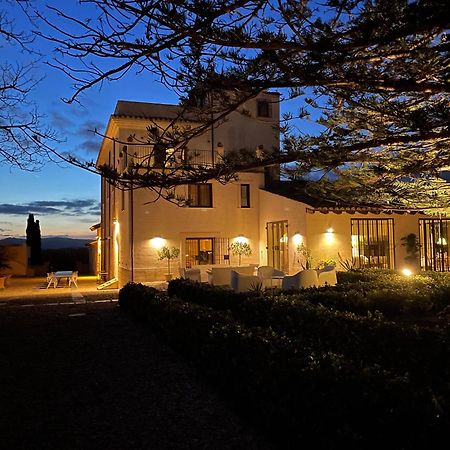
[185,238,230,268]
[351,219,395,269]
[188,184,212,207]
[240,184,250,208]
[419,218,450,271]
[257,100,270,118]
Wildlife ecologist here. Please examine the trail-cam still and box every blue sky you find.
[0,1,319,239]
[0,1,180,238]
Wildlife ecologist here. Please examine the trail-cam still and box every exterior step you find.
[97,278,118,290]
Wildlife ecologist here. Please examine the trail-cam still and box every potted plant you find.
[157,246,180,281]
[401,233,420,271]
[297,243,314,269]
[230,241,252,266]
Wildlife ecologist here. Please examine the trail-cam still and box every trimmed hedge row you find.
[168,279,450,384]
[169,272,450,319]
[119,282,450,449]
[336,270,450,313]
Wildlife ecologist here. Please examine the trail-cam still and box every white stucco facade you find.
[97,96,440,287]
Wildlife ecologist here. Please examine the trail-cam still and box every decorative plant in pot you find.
[297,243,314,270]
[157,246,180,281]
[401,233,420,271]
[230,241,252,266]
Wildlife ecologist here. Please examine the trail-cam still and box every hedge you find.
[119,282,450,449]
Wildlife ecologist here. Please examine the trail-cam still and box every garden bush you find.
[120,282,450,448]
[168,279,450,383]
[170,272,450,319]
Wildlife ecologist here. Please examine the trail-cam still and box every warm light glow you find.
[437,237,447,246]
[402,268,413,277]
[114,221,120,276]
[292,233,303,246]
[324,227,335,244]
[234,235,248,244]
[351,235,359,257]
[151,237,166,249]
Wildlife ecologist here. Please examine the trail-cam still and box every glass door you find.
[266,221,289,272]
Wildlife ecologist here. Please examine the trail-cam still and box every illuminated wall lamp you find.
[151,237,166,249]
[292,232,303,246]
[235,235,248,244]
[324,227,335,244]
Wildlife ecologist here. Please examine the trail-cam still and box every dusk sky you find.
[0,1,180,239]
[0,1,309,240]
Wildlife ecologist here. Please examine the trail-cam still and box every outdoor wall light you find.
[151,237,166,249]
[234,235,248,244]
[324,227,335,245]
[292,233,303,246]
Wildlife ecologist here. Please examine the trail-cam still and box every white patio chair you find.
[257,265,285,289]
[46,272,57,289]
[69,271,79,287]
[281,269,319,291]
[317,265,337,286]
[230,270,262,293]
[179,267,201,282]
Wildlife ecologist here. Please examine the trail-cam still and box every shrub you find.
[119,281,450,448]
[118,282,159,313]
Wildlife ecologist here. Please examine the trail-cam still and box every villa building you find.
[96,95,449,287]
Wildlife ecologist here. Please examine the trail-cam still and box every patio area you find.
[0,275,171,304]
[0,276,117,303]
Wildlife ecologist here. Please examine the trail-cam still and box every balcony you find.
[122,145,221,169]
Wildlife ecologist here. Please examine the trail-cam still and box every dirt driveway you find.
[0,302,271,450]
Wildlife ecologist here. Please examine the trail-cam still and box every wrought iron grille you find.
[419,219,450,271]
[351,219,395,269]
[185,237,230,268]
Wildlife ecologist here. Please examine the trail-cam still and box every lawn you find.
[119,271,450,449]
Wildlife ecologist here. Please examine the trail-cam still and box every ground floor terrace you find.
[100,207,450,286]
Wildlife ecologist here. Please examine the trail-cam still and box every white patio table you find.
[47,271,78,288]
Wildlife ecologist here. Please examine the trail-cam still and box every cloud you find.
[77,120,105,138]
[0,199,100,217]
[80,139,102,154]
[50,111,76,129]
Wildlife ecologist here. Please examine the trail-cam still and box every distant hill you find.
[0,237,92,249]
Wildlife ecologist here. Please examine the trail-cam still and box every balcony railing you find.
[122,145,221,169]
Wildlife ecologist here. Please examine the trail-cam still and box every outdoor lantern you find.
[235,235,248,244]
[292,233,303,246]
[151,237,166,249]
[325,227,335,245]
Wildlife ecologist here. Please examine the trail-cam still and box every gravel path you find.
[0,302,271,450]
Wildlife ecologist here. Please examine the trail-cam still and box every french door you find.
[266,221,289,272]
[185,237,230,268]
